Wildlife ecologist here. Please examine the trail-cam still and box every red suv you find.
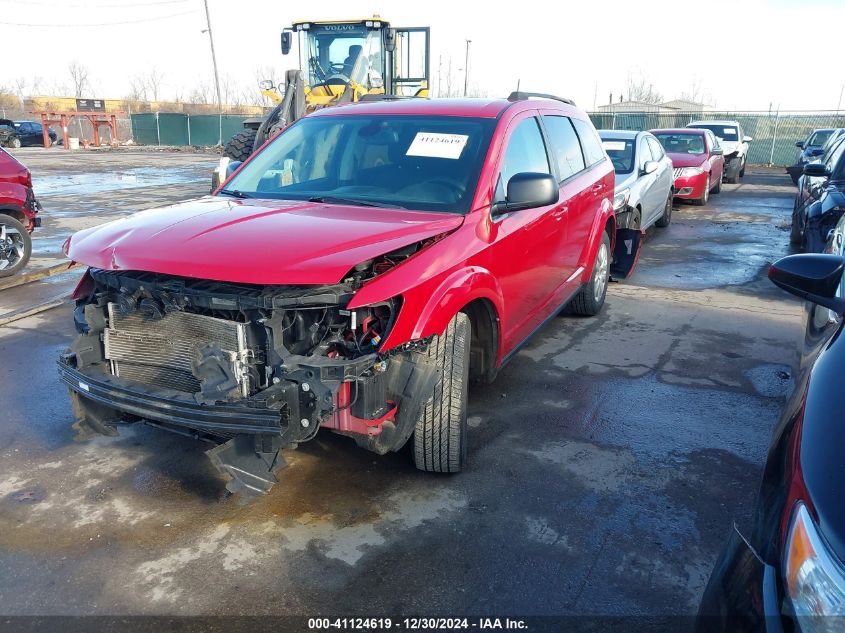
[60,94,641,496]
[0,147,41,277]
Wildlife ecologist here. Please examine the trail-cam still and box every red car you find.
[651,128,725,206]
[0,147,41,277]
[60,94,642,496]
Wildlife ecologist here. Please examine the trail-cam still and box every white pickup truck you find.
[687,120,752,184]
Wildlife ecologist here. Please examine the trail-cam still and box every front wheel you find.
[413,312,470,473]
[739,157,746,178]
[570,232,610,316]
[223,128,258,163]
[655,193,673,227]
[9,137,21,149]
[0,215,32,278]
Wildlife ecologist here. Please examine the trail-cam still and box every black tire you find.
[570,232,610,316]
[224,129,258,162]
[9,137,21,149]
[725,159,740,184]
[655,193,673,227]
[0,215,32,278]
[790,205,804,246]
[712,175,722,194]
[739,156,746,178]
[692,175,710,206]
[413,312,470,473]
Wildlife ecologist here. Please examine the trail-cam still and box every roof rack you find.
[507,91,576,107]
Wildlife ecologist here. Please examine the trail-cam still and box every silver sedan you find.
[599,130,675,229]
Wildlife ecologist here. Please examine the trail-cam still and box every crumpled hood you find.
[665,153,707,169]
[720,140,741,156]
[66,196,464,285]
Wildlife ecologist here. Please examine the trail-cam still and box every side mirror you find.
[281,30,292,55]
[493,173,558,215]
[796,141,805,149]
[743,135,753,143]
[642,160,658,175]
[711,147,724,156]
[804,163,831,178]
[769,254,845,313]
[258,79,275,91]
[384,28,397,53]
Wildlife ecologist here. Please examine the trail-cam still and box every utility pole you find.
[202,0,223,146]
[837,83,844,115]
[463,39,471,97]
[437,55,442,98]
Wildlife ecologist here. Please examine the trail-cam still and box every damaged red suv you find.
[0,147,41,277]
[60,94,641,496]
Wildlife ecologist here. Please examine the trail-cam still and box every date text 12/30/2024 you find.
[308,618,529,630]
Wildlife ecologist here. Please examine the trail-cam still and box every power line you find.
[0,0,190,6]
[0,8,199,27]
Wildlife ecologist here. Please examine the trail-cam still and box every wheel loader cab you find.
[286,18,430,101]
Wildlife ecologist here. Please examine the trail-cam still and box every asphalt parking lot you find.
[0,153,802,621]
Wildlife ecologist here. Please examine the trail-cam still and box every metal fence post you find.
[187,113,191,146]
[611,113,616,130]
[769,109,780,167]
[155,112,161,147]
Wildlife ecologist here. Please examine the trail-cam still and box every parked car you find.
[0,119,21,149]
[687,120,752,184]
[59,94,642,497]
[0,147,41,276]
[697,247,845,631]
[793,135,845,217]
[796,128,835,162]
[598,130,674,229]
[791,136,845,250]
[13,120,57,147]
[788,128,845,186]
[651,128,724,206]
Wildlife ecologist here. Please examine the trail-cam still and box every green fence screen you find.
[130,113,251,147]
[588,111,845,166]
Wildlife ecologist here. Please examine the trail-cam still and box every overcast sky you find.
[3,0,844,111]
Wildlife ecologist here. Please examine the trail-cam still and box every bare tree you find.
[625,73,663,104]
[189,82,212,104]
[127,74,147,101]
[679,78,713,106]
[68,61,91,98]
[144,69,164,102]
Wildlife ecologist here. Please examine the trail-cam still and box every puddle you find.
[34,166,213,198]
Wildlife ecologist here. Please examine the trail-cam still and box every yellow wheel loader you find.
[219,17,430,175]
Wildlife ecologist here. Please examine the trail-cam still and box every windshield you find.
[654,133,706,155]
[808,130,833,148]
[689,124,739,142]
[600,137,635,173]
[303,25,384,90]
[224,114,496,213]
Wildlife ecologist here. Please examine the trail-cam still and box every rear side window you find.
[542,116,585,181]
[571,118,605,167]
[497,118,551,196]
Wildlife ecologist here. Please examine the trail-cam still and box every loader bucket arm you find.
[253,70,306,154]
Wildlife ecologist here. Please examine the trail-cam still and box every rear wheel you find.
[655,193,673,227]
[9,137,21,149]
[693,175,710,206]
[790,202,804,245]
[570,232,610,316]
[413,312,470,473]
[0,215,31,278]
[223,129,258,162]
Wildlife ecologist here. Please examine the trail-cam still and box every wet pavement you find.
[0,167,804,620]
[6,148,217,271]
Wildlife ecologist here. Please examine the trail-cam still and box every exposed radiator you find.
[104,303,251,397]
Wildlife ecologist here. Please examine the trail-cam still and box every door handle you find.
[591,184,604,192]
[552,206,568,219]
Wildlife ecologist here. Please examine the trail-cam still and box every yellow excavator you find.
[221,17,430,165]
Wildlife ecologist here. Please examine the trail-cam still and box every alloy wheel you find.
[593,242,609,302]
[0,223,25,271]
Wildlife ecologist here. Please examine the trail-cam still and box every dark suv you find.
[792,138,845,252]
[0,147,41,276]
[60,93,642,497]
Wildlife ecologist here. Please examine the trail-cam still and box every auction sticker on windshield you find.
[406,132,469,159]
[602,141,627,152]
[723,128,736,135]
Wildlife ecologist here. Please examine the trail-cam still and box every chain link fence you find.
[587,111,845,166]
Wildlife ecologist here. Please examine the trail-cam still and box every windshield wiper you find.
[308,196,404,209]
[218,189,252,199]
